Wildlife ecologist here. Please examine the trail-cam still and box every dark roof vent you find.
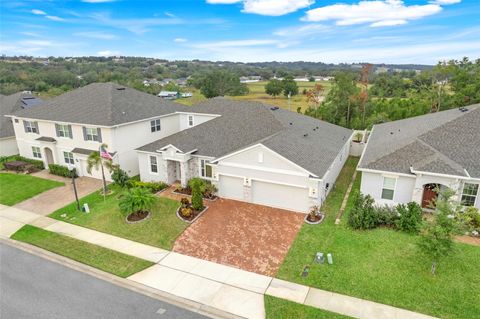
[390,132,394,135]
[303,133,308,137]
[116,87,126,91]
[289,122,293,125]
[270,106,279,111]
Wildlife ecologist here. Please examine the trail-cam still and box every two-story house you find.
[7,83,210,180]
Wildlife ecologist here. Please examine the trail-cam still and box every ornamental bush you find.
[396,202,423,233]
[48,164,76,177]
[111,166,130,188]
[347,192,378,230]
[188,177,205,211]
[127,180,168,193]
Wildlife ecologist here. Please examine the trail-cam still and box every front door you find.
[44,147,54,166]
[175,162,181,181]
[422,184,438,209]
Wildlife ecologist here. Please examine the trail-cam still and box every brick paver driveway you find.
[13,171,103,215]
[164,188,305,276]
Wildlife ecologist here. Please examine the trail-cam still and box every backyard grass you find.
[265,296,352,319]
[0,173,64,205]
[278,157,480,319]
[11,225,153,278]
[49,185,187,250]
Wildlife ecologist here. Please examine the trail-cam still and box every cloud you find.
[193,39,279,49]
[46,15,66,22]
[174,38,188,43]
[274,23,331,36]
[74,31,118,39]
[164,12,176,18]
[207,0,314,16]
[31,9,46,15]
[429,0,461,4]
[82,0,117,3]
[97,50,120,56]
[303,0,443,27]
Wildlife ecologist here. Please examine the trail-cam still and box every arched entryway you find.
[44,147,54,166]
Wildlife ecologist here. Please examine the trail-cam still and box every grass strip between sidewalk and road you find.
[11,225,154,278]
[264,295,352,319]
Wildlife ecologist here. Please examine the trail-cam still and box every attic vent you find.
[270,106,279,111]
[116,87,126,91]
[390,132,394,135]
[289,122,293,125]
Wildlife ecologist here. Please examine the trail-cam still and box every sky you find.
[0,0,479,64]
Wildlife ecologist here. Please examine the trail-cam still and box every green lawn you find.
[278,157,480,319]
[0,173,64,206]
[265,296,351,319]
[49,185,187,250]
[12,225,153,278]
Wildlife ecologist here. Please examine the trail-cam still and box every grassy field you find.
[265,296,352,319]
[277,157,480,319]
[12,225,153,277]
[49,185,187,250]
[176,80,331,112]
[0,173,64,205]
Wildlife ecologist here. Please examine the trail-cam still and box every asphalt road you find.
[0,243,209,319]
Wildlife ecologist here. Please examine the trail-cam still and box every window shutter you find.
[82,127,87,141]
[34,122,40,134]
[23,120,28,133]
[97,128,102,142]
[55,124,60,137]
[68,125,73,139]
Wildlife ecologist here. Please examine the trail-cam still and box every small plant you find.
[180,207,193,219]
[188,177,206,211]
[396,202,422,233]
[180,197,190,208]
[455,206,480,234]
[203,182,218,199]
[118,187,156,218]
[354,132,363,142]
[111,165,129,188]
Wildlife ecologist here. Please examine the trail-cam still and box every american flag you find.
[100,145,113,160]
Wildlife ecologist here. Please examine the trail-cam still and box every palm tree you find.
[87,143,114,195]
[119,187,156,218]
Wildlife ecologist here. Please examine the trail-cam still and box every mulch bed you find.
[173,187,218,201]
[304,213,325,225]
[126,210,151,223]
[176,206,208,224]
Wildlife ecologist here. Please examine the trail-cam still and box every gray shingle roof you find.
[358,104,480,178]
[138,98,352,178]
[1,92,43,138]
[36,136,56,142]
[11,82,187,126]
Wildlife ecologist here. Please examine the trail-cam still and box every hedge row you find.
[0,155,44,170]
[48,164,77,178]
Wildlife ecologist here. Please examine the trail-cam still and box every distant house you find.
[0,92,42,156]
[158,91,179,99]
[358,105,480,210]
[239,76,262,83]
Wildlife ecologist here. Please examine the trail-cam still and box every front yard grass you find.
[11,225,153,278]
[278,157,480,319]
[265,296,351,319]
[0,173,64,206]
[49,185,187,250]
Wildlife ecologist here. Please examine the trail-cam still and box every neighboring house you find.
[0,92,42,156]
[358,105,480,210]
[137,99,353,213]
[7,83,193,180]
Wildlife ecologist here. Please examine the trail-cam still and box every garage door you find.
[251,180,309,213]
[218,175,244,200]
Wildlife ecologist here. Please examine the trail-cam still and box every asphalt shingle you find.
[1,92,43,138]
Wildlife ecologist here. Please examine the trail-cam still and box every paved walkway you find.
[0,204,438,319]
[162,186,304,276]
[13,171,103,215]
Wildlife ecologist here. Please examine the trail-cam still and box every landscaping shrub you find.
[180,207,193,219]
[111,166,129,188]
[455,206,480,234]
[376,205,398,227]
[1,155,44,170]
[119,187,156,216]
[396,202,422,233]
[48,164,76,177]
[188,177,205,211]
[127,180,168,193]
[347,192,378,230]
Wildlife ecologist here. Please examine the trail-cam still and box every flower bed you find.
[125,210,151,224]
[176,197,208,223]
[173,186,218,201]
[305,205,325,225]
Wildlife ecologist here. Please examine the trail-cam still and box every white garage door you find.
[251,180,309,213]
[218,175,244,200]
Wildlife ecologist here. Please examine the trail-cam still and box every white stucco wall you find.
[320,139,351,202]
[0,137,18,156]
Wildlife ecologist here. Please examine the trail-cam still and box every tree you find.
[282,75,298,97]
[265,79,283,98]
[188,177,206,211]
[119,187,156,217]
[417,189,457,275]
[306,83,325,108]
[86,143,114,195]
[197,70,249,98]
[308,76,315,82]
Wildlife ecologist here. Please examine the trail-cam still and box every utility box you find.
[83,203,90,213]
[315,252,325,264]
[327,253,333,265]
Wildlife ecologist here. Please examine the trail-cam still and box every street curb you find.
[1,238,244,319]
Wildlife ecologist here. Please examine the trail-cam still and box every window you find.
[63,152,74,165]
[150,156,158,173]
[32,146,41,158]
[200,159,212,178]
[85,127,99,141]
[151,119,161,132]
[188,115,194,127]
[24,121,38,133]
[57,124,72,138]
[461,183,478,206]
[381,177,396,200]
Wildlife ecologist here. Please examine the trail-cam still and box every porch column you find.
[180,161,188,188]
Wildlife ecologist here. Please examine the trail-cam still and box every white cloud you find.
[207,0,314,16]
[46,15,66,22]
[303,0,442,27]
[429,0,461,4]
[97,50,120,56]
[274,23,330,36]
[164,12,176,18]
[174,38,188,43]
[193,39,279,49]
[31,9,46,15]
[74,31,118,40]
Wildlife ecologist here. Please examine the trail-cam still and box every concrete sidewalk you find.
[0,204,438,319]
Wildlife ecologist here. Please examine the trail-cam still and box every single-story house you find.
[137,99,353,213]
[358,104,480,209]
[0,92,43,156]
